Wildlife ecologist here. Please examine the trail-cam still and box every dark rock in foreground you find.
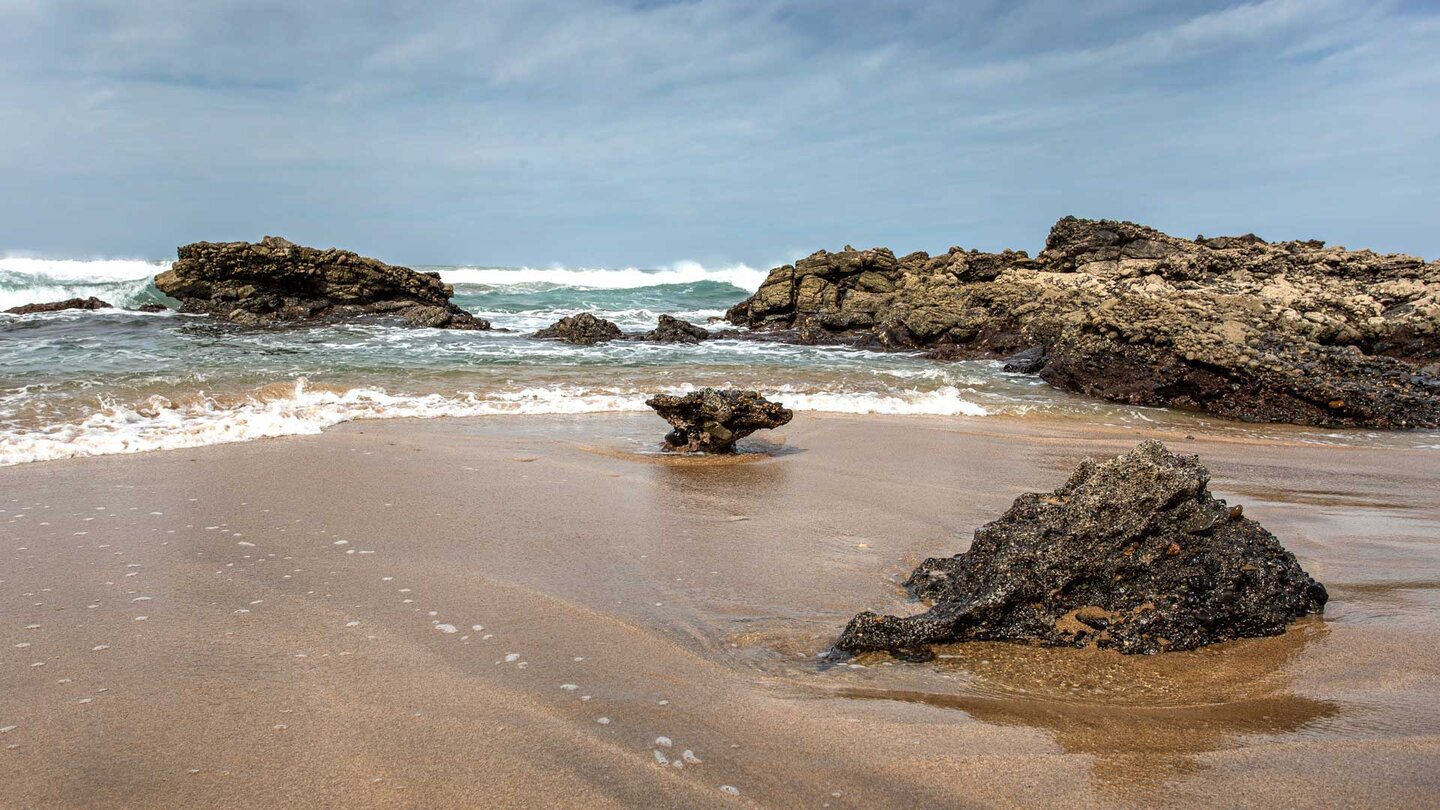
[726,217,1440,428]
[533,312,623,345]
[153,236,488,329]
[835,441,1327,657]
[645,388,792,453]
[135,303,170,313]
[5,297,113,315]
[641,314,710,344]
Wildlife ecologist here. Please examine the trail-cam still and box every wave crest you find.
[0,257,172,310]
[437,261,767,291]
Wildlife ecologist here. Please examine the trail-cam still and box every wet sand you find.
[3,413,1439,808]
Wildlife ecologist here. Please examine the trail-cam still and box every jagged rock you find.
[153,236,488,329]
[726,217,1440,428]
[834,441,1327,658]
[533,313,623,345]
[644,388,793,453]
[5,296,113,315]
[135,303,169,313]
[640,314,710,343]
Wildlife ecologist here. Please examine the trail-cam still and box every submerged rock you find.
[1001,347,1048,374]
[153,236,488,329]
[640,314,710,344]
[726,217,1440,428]
[532,313,623,345]
[644,388,793,453]
[835,441,1327,657]
[5,296,113,315]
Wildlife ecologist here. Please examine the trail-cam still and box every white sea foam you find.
[775,386,989,416]
[0,257,169,282]
[0,257,171,311]
[472,307,726,331]
[438,260,767,291]
[0,380,992,466]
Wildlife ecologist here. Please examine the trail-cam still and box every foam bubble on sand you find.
[435,624,458,634]
[504,653,521,662]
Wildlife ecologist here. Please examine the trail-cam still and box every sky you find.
[0,0,1437,268]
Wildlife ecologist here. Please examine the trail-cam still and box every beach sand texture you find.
[3,413,1438,808]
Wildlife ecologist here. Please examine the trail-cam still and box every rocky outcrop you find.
[532,313,623,345]
[645,389,793,453]
[640,314,710,344]
[726,218,1440,428]
[835,441,1327,658]
[135,303,170,313]
[153,236,488,329]
[5,297,113,315]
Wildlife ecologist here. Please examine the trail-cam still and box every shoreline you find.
[7,400,1440,471]
[4,412,1439,807]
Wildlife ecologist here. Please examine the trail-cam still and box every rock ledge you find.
[154,236,488,329]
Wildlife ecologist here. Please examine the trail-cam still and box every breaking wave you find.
[0,258,171,311]
[436,260,768,292]
[0,380,990,466]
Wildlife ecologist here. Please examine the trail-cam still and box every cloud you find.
[0,0,1436,264]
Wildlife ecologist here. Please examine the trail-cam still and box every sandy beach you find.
[3,413,1438,808]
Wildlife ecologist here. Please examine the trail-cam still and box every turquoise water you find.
[2,257,1435,465]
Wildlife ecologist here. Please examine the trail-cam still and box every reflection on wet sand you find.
[578,434,801,466]
[835,621,1337,796]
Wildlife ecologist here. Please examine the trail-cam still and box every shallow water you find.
[3,257,1438,465]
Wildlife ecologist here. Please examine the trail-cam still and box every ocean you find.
[2,256,1435,466]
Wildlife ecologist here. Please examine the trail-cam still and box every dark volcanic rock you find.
[532,312,623,345]
[644,388,793,453]
[834,441,1327,657]
[135,303,170,313]
[5,296,113,315]
[1001,347,1048,374]
[153,236,489,329]
[640,314,710,344]
[726,217,1440,428]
